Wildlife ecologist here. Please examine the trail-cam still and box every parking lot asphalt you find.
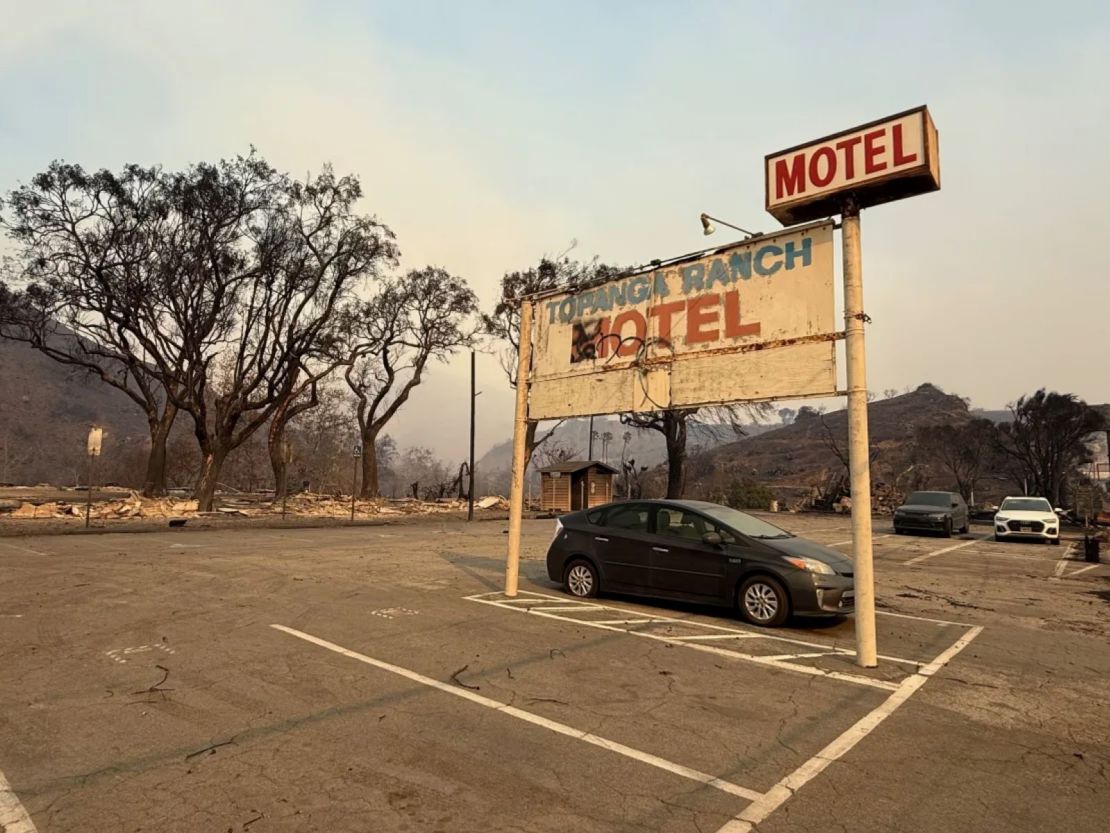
[0,515,1107,832]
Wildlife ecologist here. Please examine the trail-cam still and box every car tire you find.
[738,575,790,628]
[1050,538,1060,546]
[942,518,953,538]
[563,559,599,598]
[960,522,970,534]
[994,534,1004,543]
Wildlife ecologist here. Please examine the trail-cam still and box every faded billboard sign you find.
[765,106,940,225]
[528,221,837,419]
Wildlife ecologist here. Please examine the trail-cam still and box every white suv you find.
[993,497,1060,545]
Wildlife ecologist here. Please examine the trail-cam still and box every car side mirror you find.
[702,532,723,546]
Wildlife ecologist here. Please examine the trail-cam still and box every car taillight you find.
[550,518,563,544]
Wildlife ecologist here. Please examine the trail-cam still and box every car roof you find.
[594,499,723,509]
[906,490,957,496]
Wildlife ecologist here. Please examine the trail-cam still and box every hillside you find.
[0,338,150,485]
[475,415,778,489]
[681,384,974,500]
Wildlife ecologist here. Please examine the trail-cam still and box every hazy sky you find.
[2,1,1107,462]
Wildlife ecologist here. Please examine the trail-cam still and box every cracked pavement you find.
[0,515,1107,832]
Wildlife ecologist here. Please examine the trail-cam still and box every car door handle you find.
[652,546,669,553]
[594,536,609,543]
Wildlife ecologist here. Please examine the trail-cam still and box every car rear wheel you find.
[563,559,599,598]
[738,575,790,627]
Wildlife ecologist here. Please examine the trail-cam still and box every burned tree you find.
[620,409,697,499]
[995,389,1104,506]
[622,405,769,499]
[170,161,397,511]
[914,418,997,503]
[1,162,185,495]
[1,156,395,507]
[344,268,476,498]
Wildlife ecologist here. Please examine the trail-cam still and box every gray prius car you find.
[545,499,854,627]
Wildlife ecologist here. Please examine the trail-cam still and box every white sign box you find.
[528,221,837,419]
[765,106,940,225]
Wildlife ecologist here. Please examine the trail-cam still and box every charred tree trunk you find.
[269,430,288,500]
[141,403,177,497]
[193,446,228,513]
[269,407,290,501]
[664,412,688,499]
[359,427,381,499]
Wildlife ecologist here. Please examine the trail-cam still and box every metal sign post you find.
[504,300,534,597]
[764,106,941,669]
[468,350,477,522]
[351,444,362,522]
[841,198,877,668]
[85,426,103,529]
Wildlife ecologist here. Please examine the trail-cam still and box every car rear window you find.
[603,504,649,532]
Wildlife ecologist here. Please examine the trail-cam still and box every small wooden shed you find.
[539,461,617,513]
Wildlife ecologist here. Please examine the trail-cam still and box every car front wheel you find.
[563,559,599,598]
[738,575,790,627]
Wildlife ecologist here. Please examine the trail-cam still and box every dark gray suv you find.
[893,491,969,537]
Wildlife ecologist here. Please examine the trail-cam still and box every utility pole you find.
[468,350,476,521]
[588,416,595,459]
[841,196,877,669]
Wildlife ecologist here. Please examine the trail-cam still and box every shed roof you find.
[538,460,618,475]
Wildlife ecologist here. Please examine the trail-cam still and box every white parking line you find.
[1052,543,1077,579]
[715,624,984,833]
[272,624,763,802]
[1062,562,1101,578]
[826,534,892,548]
[0,540,50,556]
[468,592,900,690]
[904,535,991,565]
[0,765,38,833]
[668,633,764,641]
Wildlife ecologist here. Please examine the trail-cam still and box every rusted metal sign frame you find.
[526,220,839,420]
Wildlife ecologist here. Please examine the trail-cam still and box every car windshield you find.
[905,492,952,507]
[699,505,794,539]
[1000,498,1053,513]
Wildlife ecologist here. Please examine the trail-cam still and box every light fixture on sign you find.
[699,212,759,239]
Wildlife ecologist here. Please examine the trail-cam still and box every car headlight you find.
[995,515,1009,523]
[782,555,835,575]
[928,513,947,520]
